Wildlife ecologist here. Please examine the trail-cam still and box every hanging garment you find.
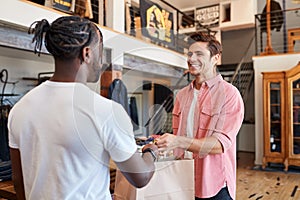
[129,96,139,131]
[0,105,12,181]
[260,0,284,32]
[108,79,129,114]
[0,161,11,181]
[0,106,10,162]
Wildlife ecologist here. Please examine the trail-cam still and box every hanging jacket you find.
[129,96,139,131]
[108,79,129,114]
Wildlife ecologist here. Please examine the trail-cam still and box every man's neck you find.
[193,73,218,90]
[52,60,86,83]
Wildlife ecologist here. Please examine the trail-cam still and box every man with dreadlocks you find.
[8,16,158,200]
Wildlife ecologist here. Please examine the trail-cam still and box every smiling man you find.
[156,32,244,200]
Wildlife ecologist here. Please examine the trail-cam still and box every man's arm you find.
[10,148,25,200]
[156,134,223,156]
[114,144,157,188]
[184,136,223,155]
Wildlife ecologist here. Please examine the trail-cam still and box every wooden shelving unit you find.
[262,62,300,171]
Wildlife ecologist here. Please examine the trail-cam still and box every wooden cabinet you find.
[262,71,286,170]
[286,63,300,169]
[262,62,300,171]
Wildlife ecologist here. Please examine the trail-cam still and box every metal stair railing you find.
[230,34,255,102]
[231,62,254,102]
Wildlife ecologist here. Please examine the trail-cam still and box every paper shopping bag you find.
[114,159,194,200]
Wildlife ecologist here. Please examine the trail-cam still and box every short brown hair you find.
[187,32,222,58]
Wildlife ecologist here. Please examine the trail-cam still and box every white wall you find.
[238,124,255,152]
[0,0,64,27]
[221,28,255,64]
[102,29,187,67]
[0,48,54,105]
[253,53,300,165]
[106,0,125,33]
[220,0,257,30]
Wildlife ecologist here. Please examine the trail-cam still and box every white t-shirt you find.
[185,88,199,159]
[8,81,136,200]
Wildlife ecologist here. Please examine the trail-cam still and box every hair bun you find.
[28,19,50,56]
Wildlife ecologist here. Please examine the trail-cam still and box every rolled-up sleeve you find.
[172,96,181,136]
[212,87,244,151]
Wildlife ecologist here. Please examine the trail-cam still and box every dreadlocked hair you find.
[28,19,50,56]
[28,16,101,61]
[187,32,222,58]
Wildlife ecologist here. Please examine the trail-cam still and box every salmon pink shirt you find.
[172,74,244,199]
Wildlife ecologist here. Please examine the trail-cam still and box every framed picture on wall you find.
[195,4,220,29]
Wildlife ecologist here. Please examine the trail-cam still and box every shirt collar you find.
[189,74,223,89]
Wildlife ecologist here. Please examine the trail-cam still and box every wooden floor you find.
[0,181,15,200]
[1,152,300,200]
[237,152,300,200]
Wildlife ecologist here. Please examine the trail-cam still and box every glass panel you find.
[293,78,300,154]
[270,82,281,153]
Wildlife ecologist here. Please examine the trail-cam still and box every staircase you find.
[218,62,254,103]
[220,32,255,103]
[230,62,254,102]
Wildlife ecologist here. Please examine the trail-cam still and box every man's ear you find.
[82,46,92,63]
[214,54,221,62]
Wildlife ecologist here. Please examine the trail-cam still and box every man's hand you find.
[155,133,182,151]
